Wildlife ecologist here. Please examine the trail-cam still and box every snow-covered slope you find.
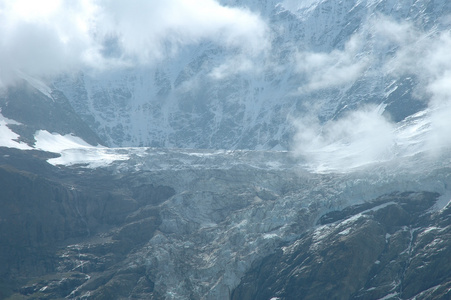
[54,0,451,150]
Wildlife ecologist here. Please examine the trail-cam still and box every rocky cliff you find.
[233,191,451,299]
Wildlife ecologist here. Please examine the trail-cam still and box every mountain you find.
[53,0,451,149]
[0,79,103,147]
[1,0,451,299]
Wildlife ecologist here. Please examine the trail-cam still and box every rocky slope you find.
[0,80,103,147]
[1,144,451,299]
[232,191,451,300]
[0,148,175,299]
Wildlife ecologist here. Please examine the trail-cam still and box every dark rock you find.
[0,80,104,146]
[0,151,175,299]
[233,192,446,300]
[112,216,161,244]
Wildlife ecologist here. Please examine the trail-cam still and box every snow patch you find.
[378,292,399,300]
[433,191,451,211]
[34,130,94,152]
[338,228,351,235]
[263,233,278,239]
[34,130,129,168]
[47,148,129,168]
[0,112,32,150]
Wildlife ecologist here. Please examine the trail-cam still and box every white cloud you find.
[292,15,451,172]
[295,34,369,92]
[0,0,269,87]
[370,15,417,46]
[293,104,396,172]
[379,23,451,154]
[0,0,98,87]
[96,0,269,62]
[209,56,256,80]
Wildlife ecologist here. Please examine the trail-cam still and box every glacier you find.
[1,0,451,299]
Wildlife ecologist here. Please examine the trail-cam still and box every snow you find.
[47,148,129,168]
[263,233,279,239]
[377,292,399,300]
[421,227,440,235]
[385,233,391,243]
[338,228,351,235]
[0,112,32,150]
[432,191,451,211]
[34,130,129,168]
[18,72,53,99]
[1,117,128,168]
[34,130,94,153]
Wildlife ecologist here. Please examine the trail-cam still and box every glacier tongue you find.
[94,147,451,299]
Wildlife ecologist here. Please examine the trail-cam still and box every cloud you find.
[370,15,417,46]
[293,15,424,94]
[293,104,396,172]
[0,0,269,87]
[295,34,369,92]
[209,56,256,80]
[378,20,451,154]
[292,15,451,172]
[0,0,98,87]
[96,0,269,62]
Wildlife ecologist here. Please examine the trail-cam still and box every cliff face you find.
[0,149,175,299]
[0,80,104,147]
[53,0,451,149]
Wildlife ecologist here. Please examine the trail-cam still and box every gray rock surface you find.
[232,191,451,300]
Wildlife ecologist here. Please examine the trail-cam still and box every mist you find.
[292,15,451,172]
[0,0,268,87]
[2,1,451,170]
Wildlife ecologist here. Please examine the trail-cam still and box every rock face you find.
[53,0,451,149]
[0,80,104,147]
[0,149,175,299]
[232,192,451,300]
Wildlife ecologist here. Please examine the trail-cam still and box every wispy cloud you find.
[0,0,269,87]
[293,104,395,172]
[377,17,451,156]
[295,34,369,92]
[96,0,269,62]
[292,14,451,172]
